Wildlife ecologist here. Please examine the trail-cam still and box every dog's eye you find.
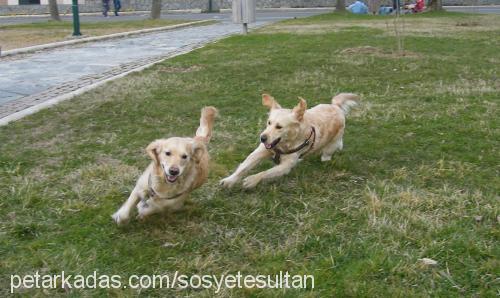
[165,152,171,156]
[276,125,282,129]
[182,154,188,159]
[267,121,271,125]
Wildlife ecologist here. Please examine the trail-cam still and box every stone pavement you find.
[0,9,333,26]
[0,10,331,122]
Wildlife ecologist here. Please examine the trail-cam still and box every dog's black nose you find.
[260,135,268,143]
[169,167,180,176]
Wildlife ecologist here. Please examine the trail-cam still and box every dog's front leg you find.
[137,196,186,220]
[242,154,299,188]
[112,187,142,225]
[220,144,272,188]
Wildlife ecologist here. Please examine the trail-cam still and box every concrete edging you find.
[0,49,189,126]
[0,19,212,57]
[0,33,233,126]
[0,9,204,18]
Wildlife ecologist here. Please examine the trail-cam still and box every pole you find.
[72,0,81,36]
[242,22,248,34]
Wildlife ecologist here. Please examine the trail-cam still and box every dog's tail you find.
[332,93,359,115]
[195,106,218,144]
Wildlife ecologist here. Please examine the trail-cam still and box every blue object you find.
[348,1,368,14]
[113,0,121,15]
[378,6,394,15]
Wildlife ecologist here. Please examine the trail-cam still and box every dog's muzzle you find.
[263,137,281,150]
[163,165,180,183]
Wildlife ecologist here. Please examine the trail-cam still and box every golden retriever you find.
[220,93,358,189]
[112,107,218,225]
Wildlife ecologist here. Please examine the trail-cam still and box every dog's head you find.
[260,94,307,150]
[146,137,205,183]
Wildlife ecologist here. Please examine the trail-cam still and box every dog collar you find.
[272,126,316,164]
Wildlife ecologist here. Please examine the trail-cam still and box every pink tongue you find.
[167,175,177,182]
[265,144,272,149]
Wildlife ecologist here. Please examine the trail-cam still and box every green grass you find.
[0,19,194,50]
[0,12,499,296]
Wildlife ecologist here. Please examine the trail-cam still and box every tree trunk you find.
[368,0,381,14]
[48,0,61,21]
[336,0,346,11]
[429,0,443,11]
[150,0,162,19]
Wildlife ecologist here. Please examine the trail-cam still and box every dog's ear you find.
[191,140,205,164]
[293,97,307,121]
[146,140,161,166]
[262,94,281,110]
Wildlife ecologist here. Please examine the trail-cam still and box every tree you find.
[151,0,162,19]
[48,0,61,21]
[336,0,346,11]
[429,0,443,11]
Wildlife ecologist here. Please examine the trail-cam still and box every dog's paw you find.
[137,200,153,219]
[242,174,261,189]
[136,213,147,222]
[112,210,130,226]
[219,176,238,188]
[321,155,332,162]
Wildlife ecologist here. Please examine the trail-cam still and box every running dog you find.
[220,93,358,188]
[112,107,218,225]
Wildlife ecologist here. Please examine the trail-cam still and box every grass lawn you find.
[0,11,499,296]
[0,18,194,51]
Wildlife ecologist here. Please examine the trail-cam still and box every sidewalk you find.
[0,21,247,122]
[1,20,211,57]
[0,8,333,26]
[0,9,332,125]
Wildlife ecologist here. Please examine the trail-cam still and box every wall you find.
[1,0,499,16]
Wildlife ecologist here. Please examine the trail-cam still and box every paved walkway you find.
[0,9,332,25]
[445,5,500,14]
[0,10,331,121]
[1,6,499,26]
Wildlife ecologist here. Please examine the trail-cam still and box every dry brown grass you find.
[1,12,498,296]
[260,14,500,38]
[0,19,189,50]
[340,46,421,58]
[158,65,204,73]
[0,29,70,50]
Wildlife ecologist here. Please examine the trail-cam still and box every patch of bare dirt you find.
[340,46,421,58]
[456,21,480,27]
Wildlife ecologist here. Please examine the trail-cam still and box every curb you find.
[444,5,500,8]
[0,19,212,57]
[0,29,237,126]
[0,43,204,126]
[0,9,204,18]
[1,5,496,18]
[0,7,338,19]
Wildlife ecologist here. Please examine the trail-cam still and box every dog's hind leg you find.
[321,137,343,162]
[195,106,218,144]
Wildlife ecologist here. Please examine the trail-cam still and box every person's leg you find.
[103,0,110,17]
[113,0,121,16]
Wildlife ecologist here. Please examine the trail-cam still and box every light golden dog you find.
[220,93,358,189]
[112,107,218,225]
